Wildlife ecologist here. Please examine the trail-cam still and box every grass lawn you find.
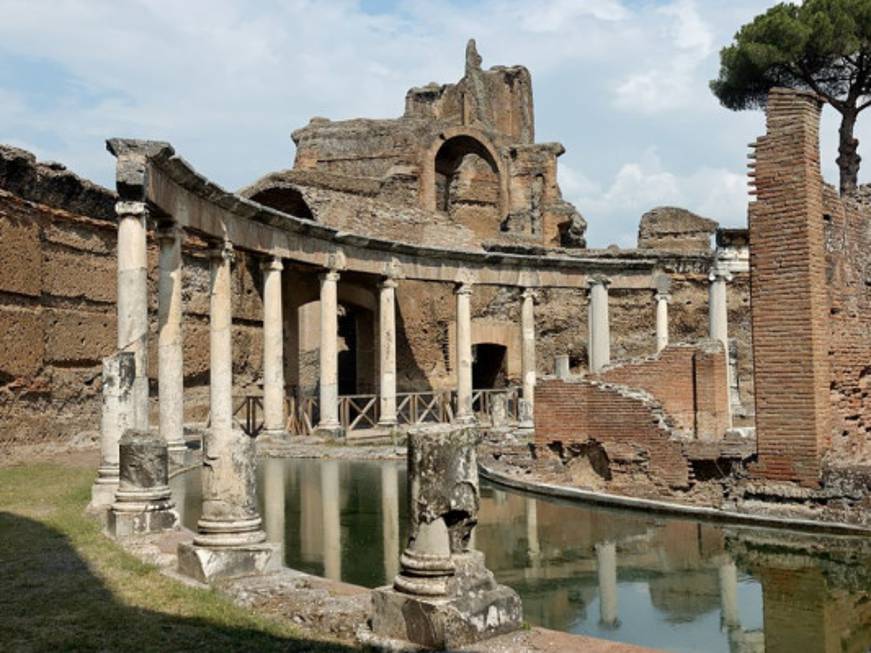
[0,463,355,652]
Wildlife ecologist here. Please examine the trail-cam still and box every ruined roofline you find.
[0,144,116,221]
[131,139,715,286]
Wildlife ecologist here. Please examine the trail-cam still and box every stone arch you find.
[248,185,314,220]
[419,128,508,222]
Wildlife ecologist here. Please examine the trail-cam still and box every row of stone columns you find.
[581,271,731,373]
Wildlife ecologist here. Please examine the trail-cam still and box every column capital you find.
[156,222,183,243]
[209,240,235,265]
[587,274,611,289]
[654,291,671,303]
[260,256,283,273]
[708,268,733,284]
[454,282,473,296]
[320,269,341,283]
[115,200,148,218]
[521,287,538,301]
[380,276,399,290]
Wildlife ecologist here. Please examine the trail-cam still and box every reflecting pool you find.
[171,459,871,653]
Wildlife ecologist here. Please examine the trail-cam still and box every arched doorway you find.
[420,129,507,240]
[473,343,508,389]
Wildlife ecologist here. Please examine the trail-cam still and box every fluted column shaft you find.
[455,283,474,422]
[116,200,150,431]
[587,277,611,373]
[157,224,186,460]
[520,289,536,411]
[655,291,670,353]
[317,270,342,435]
[261,257,287,436]
[378,278,398,426]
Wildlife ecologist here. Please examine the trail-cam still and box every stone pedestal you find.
[554,354,571,379]
[369,424,523,648]
[371,551,523,650]
[107,429,178,537]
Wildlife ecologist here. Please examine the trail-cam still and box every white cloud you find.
[613,0,714,113]
[0,0,787,247]
[559,149,749,247]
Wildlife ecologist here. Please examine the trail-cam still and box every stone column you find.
[554,354,571,379]
[177,242,278,583]
[261,257,288,439]
[655,290,671,353]
[587,276,611,373]
[378,277,398,427]
[709,268,733,427]
[157,223,186,466]
[116,200,150,432]
[719,560,740,630]
[596,541,620,629]
[454,282,474,423]
[316,269,343,437]
[90,351,136,508]
[321,459,342,581]
[708,268,731,348]
[381,463,400,582]
[370,424,523,649]
[520,288,536,423]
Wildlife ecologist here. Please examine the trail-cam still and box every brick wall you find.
[748,89,832,487]
[824,186,871,462]
[534,377,691,489]
[594,342,729,440]
[0,187,265,450]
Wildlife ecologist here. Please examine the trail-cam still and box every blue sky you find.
[0,0,853,247]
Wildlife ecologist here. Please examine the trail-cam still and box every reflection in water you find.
[172,460,871,653]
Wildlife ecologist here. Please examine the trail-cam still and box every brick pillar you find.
[749,88,831,487]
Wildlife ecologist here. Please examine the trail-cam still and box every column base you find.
[89,480,119,510]
[177,540,281,584]
[167,442,189,470]
[108,497,179,538]
[452,414,477,426]
[370,552,523,649]
[314,423,345,439]
[258,429,291,443]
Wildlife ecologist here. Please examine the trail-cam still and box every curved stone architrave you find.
[119,141,712,292]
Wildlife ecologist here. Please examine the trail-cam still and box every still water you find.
[171,459,871,653]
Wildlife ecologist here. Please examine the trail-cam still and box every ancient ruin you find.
[2,39,871,652]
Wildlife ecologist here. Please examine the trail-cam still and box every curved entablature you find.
[108,138,713,289]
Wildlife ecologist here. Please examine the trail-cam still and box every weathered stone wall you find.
[825,186,871,465]
[0,150,265,450]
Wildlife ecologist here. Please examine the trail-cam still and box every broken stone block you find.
[107,429,179,537]
[368,424,523,649]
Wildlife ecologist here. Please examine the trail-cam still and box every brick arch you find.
[419,127,508,217]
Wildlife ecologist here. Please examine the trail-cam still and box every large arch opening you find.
[249,186,314,220]
[472,343,508,390]
[433,135,502,240]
